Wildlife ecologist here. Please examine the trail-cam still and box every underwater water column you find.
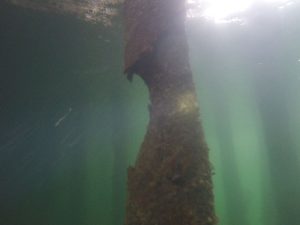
[253,62,300,225]
[123,0,216,225]
[210,84,249,225]
[110,92,130,225]
[247,11,300,223]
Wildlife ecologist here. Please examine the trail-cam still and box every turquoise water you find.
[0,2,299,225]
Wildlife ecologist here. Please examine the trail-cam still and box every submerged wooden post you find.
[124,0,217,224]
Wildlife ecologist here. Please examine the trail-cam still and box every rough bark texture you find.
[124,0,217,225]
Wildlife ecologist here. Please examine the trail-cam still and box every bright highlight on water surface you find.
[187,0,295,23]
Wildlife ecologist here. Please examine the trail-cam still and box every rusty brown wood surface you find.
[123,0,217,224]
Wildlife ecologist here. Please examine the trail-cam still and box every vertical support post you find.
[124,0,217,224]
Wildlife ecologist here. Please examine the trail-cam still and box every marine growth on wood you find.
[124,0,217,225]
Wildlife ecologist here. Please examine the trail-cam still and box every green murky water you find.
[0,2,299,225]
